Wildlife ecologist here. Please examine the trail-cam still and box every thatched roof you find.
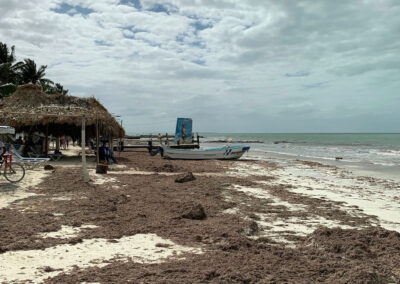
[0,84,125,139]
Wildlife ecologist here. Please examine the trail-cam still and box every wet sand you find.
[1,150,400,283]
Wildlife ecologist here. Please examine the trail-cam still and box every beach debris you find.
[96,164,108,174]
[41,266,57,273]
[181,203,207,220]
[155,243,171,248]
[246,221,259,236]
[44,164,55,171]
[249,213,261,221]
[108,194,130,205]
[175,172,196,183]
[205,270,220,280]
[336,157,343,160]
[153,163,180,173]
[274,140,289,144]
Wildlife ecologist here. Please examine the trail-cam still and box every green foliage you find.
[40,81,69,95]
[0,42,16,64]
[0,83,17,99]
[19,58,53,85]
[0,41,69,97]
[55,83,69,95]
[0,43,23,88]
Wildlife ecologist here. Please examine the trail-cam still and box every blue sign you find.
[174,118,192,144]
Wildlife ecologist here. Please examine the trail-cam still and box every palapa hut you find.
[0,84,125,140]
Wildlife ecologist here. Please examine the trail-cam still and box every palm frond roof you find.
[0,84,125,138]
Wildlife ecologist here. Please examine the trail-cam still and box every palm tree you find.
[40,82,69,95]
[0,42,68,99]
[0,43,23,84]
[0,42,23,98]
[0,42,16,64]
[40,81,56,94]
[19,58,53,85]
[55,83,68,95]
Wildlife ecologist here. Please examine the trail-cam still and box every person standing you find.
[99,142,117,164]
[0,140,8,161]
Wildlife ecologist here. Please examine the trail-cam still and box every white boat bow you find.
[161,145,250,160]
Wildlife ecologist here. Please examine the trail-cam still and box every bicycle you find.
[0,154,25,183]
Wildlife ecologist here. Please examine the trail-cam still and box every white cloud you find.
[0,0,399,132]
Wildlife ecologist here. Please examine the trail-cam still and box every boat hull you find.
[161,145,250,160]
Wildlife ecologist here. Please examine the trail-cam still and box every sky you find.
[1,0,399,134]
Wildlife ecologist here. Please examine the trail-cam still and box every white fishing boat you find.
[161,145,250,160]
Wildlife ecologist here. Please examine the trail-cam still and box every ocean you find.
[201,133,400,181]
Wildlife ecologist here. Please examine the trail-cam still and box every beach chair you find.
[27,145,62,161]
[12,149,50,170]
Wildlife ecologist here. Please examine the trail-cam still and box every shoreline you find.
[240,146,400,182]
[1,149,400,283]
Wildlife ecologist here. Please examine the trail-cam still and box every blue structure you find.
[174,118,192,144]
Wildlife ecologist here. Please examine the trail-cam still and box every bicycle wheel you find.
[4,163,25,183]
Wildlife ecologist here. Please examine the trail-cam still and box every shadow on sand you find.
[0,181,19,192]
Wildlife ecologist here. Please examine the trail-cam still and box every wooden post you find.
[82,115,89,182]
[96,118,99,165]
[109,136,113,154]
[118,137,121,157]
[56,137,60,151]
[118,119,122,157]
[45,125,49,155]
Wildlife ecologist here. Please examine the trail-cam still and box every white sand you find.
[268,164,400,232]
[0,169,48,209]
[108,164,127,169]
[231,161,400,233]
[225,162,400,245]
[223,207,240,214]
[39,224,98,239]
[254,213,354,244]
[227,162,271,177]
[228,182,355,244]
[50,196,73,201]
[89,169,117,185]
[60,145,82,157]
[0,234,202,283]
[231,184,307,211]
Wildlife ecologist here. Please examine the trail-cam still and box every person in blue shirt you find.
[99,142,117,164]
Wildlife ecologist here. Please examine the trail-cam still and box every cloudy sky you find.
[1,0,399,133]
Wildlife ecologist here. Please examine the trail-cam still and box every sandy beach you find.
[1,149,400,283]
[2,0,399,282]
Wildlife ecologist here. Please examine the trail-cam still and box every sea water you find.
[201,133,400,181]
